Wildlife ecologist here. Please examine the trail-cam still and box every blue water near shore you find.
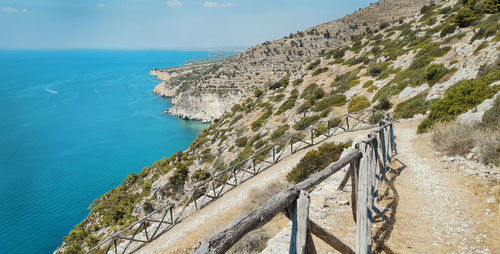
[0,50,210,254]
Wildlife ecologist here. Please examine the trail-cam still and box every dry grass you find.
[227,181,289,254]
[432,122,500,165]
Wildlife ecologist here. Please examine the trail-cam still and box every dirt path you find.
[374,120,499,253]
[138,128,374,254]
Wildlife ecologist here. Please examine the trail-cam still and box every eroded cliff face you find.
[167,90,242,123]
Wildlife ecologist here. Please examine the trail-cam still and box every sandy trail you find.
[375,120,499,253]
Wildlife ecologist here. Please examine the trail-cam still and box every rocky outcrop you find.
[153,81,177,97]
[167,91,242,123]
[456,92,500,126]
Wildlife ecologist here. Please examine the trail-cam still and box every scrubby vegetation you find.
[293,115,321,130]
[286,141,352,183]
[418,70,500,133]
[394,93,434,119]
[348,96,370,113]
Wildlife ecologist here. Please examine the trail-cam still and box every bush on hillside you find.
[293,115,320,130]
[254,89,264,98]
[269,76,290,90]
[251,110,273,132]
[418,70,500,133]
[348,96,370,113]
[374,96,392,110]
[292,78,304,86]
[393,93,433,119]
[362,80,374,88]
[440,25,456,37]
[306,60,321,70]
[191,169,211,182]
[312,67,329,76]
[286,141,351,183]
[425,63,449,85]
[312,94,347,112]
[235,137,248,147]
[455,7,479,27]
[331,70,359,94]
[271,125,290,140]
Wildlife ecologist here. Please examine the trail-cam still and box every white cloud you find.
[2,7,19,13]
[22,9,28,13]
[203,2,234,8]
[167,0,183,7]
[97,3,106,8]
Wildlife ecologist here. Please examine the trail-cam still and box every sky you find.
[0,0,374,49]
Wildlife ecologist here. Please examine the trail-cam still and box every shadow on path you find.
[372,158,407,254]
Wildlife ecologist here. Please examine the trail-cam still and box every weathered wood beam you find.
[192,150,362,254]
[355,142,372,254]
[296,191,312,254]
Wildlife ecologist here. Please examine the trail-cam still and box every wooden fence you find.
[86,108,389,254]
[192,116,397,254]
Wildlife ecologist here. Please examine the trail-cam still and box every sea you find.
[0,50,210,254]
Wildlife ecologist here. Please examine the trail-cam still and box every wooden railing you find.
[86,109,389,254]
[193,116,397,254]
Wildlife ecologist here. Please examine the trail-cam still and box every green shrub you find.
[251,110,272,131]
[345,55,370,66]
[254,89,264,98]
[286,141,351,183]
[170,162,190,185]
[301,83,324,100]
[323,47,347,59]
[484,0,500,13]
[374,96,392,110]
[362,80,374,88]
[312,94,347,112]
[276,90,299,115]
[292,78,304,86]
[314,125,328,137]
[235,137,248,147]
[306,60,321,70]
[331,70,359,93]
[440,24,456,37]
[481,95,500,129]
[293,115,321,130]
[367,62,389,77]
[411,41,451,70]
[269,76,290,90]
[379,21,390,30]
[455,7,479,27]
[367,86,377,93]
[393,93,433,119]
[425,63,449,85]
[191,169,211,182]
[348,96,370,113]
[418,70,500,133]
[473,42,489,54]
[297,101,311,114]
[312,67,329,76]
[271,125,290,140]
[348,80,361,88]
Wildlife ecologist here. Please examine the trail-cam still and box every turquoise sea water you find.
[0,50,210,254]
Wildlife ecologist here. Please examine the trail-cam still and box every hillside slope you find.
[151,0,433,122]
[57,0,500,253]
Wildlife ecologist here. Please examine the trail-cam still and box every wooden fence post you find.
[356,142,372,254]
[296,191,311,254]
